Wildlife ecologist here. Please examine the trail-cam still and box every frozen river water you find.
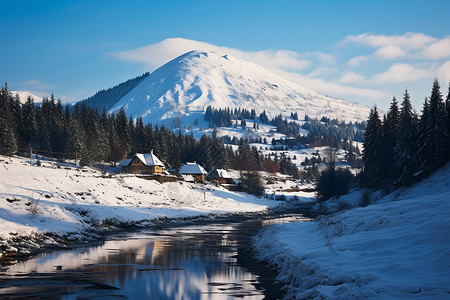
[0,214,309,299]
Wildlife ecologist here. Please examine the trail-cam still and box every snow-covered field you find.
[253,163,450,299]
[0,155,292,258]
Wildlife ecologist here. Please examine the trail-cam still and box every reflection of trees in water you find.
[88,220,266,292]
[1,218,290,299]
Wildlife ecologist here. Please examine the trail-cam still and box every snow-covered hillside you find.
[109,51,370,127]
[10,91,42,104]
[0,155,285,257]
[253,163,450,299]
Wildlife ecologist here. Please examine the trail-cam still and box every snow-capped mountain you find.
[108,50,370,127]
[11,90,43,104]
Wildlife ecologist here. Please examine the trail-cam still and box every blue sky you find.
[1,0,449,110]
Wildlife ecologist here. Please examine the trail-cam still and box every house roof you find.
[135,153,164,167]
[207,169,231,179]
[179,162,207,175]
[118,158,132,167]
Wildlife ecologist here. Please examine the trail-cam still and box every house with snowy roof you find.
[179,162,207,183]
[207,169,233,184]
[120,152,164,174]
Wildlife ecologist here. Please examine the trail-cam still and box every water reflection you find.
[0,214,310,299]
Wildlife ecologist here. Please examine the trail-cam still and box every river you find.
[0,214,309,299]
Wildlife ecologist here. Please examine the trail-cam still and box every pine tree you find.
[157,126,169,162]
[22,96,37,146]
[10,94,24,148]
[67,118,86,158]
[134,117,146,152]
[144,123,155,152]
[394,89,418,186]
[197,134,211,169]
[419,79,448,175]
[362,106,383,187]
[116,108,131,158]
[106,114,122,162]
[417,97,430,174]
[241,118,246,128]
[0,84,18,155]
[49,99,65,153]
[380,96,400,185]
[446,82,450,160]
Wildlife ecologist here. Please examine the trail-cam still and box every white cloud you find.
[339,72,365,83]
[374,46,407,60]
[342,32,436,50]
[263,50,312,71]
[112,37,313,72]
[421,37,450,59]
[347,55,368,67]
[371,63,431,84]
[272,68,386,100]
[307,51,335,64]
[341,32,450,63]
[436,61,450,82]
[25,79,55,90]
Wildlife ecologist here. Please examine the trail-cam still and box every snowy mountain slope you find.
[109,51,370,127]
[11,91,42,104]
[81,72,149,110]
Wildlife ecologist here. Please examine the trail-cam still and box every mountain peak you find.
[11,90,43,104]
[108,51,370,127]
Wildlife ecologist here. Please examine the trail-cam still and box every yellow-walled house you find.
[120,152,164,174]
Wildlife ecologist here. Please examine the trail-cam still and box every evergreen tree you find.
[146,123,156,151]
[67,118,86,157]
[259,110,269,124]
[394,89,418,186]
[380,96,400,185]
[362,106,383,187]
[106,114,122,162]
[50,99,65,153]
[446,82,450,160]
[418,79,448,175]
[0,84,18,155]
[197,134,211,169]
[10,94,24,148]
[22,96,37,146]
[134,117,146,152]
[158,126,169,162]
[116,108,131,158]
[241,118,246,128]
[240,171,264,196]
[417,97,430,173]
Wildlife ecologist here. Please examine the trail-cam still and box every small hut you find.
[179,162,207,183]
[207,169,233,184]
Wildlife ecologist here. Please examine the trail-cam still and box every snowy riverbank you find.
[253,163,450,299]
[0,155,308,261]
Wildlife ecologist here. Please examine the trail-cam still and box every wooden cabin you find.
[207,169,233,184]
[120,153,164,174]
[179,162,207,183]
